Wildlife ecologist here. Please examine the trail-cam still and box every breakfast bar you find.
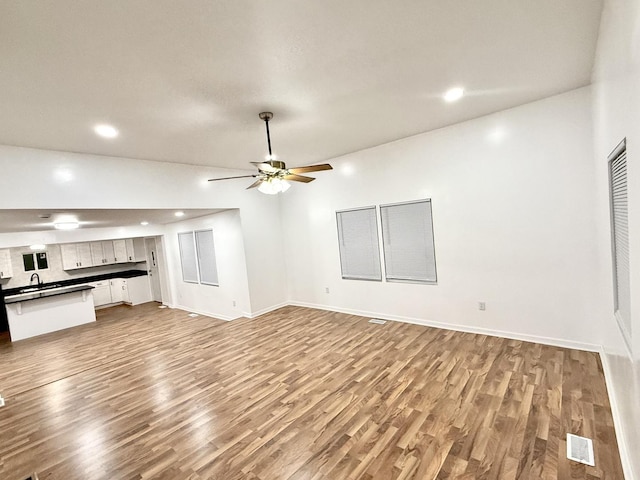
[4,285,96,341]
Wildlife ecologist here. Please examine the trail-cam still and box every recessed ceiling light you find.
[30,244,46,251]
[443,87,464,102]
[174,211,185,217]
[54,221,79,230]
[94,124,119,138]
[140,221,149,226]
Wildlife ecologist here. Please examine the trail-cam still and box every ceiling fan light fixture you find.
[258,178,290,195]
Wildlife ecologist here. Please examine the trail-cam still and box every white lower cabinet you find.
[109,279,124,303]
[91,281,112,307]
[91,276,152,309]
[125,276,152,305]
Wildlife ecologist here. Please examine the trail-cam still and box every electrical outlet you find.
[232,300,236,307]
[325,287,330,294]
[478,302,486,311]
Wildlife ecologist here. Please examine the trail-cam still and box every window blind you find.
[336,207,382,280]
[195,229,219,286]
[380,199,437,283]
[609,140,631,344]
[178,232,199,283]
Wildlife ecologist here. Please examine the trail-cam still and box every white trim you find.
[598,348,635,480]
[171,304,239,322]
[287,301,601,352]
[247,302,288,319]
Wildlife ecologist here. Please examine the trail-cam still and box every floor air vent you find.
[369,319,387,325]
[567,433,595,466]
[188,313,199,317]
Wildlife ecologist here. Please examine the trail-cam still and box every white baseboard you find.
[598,348,635,480]
[287,301,601,352]
[247,302,288,319]
[171,304,241,322]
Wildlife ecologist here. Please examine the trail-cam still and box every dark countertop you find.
[4,284,95,304]
[2,269,148,297]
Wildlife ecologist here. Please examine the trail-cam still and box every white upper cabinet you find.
[101,241,116,264]
[0,249,13,278]
[125,238,146,262]
[61,243,93,270]
[90,242,104,265]
[113,239,128,264]
[62,238,147,270]
[77,243,93,268]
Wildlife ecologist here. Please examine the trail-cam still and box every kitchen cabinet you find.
[125,276,152,305]
[113,239,128,263]
[102,241,116,264]
[125,238,146,262]
[109,279,126,303]
[61,243,93,270]
[90,281,112,307]
[90,242,105,265]
[63,237,147,270]
[90,241,121,265]
[0,249,13,278]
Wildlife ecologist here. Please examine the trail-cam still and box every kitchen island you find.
[4,285,96,341]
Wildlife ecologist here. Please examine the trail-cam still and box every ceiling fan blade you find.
[250,162,279,173]
[208,175,257,182]
[284,174,316,183]
[287,164,333,174]
[246,179,264,189]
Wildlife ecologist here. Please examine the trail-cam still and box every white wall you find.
[592,0,640,477]
[282,87,609,349]
[163,210,251,320]
[0,146,288,315]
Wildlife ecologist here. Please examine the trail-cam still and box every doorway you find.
[145,237,163,302]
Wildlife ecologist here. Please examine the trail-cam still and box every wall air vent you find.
[567,433,595,466]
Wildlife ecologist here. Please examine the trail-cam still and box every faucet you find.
[30,272,42,286]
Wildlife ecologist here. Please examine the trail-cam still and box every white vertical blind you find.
[178,232,199,283]
[380,199,437,283]
[195,229,219,286]
[609,141,631,344]
[336,207,382,280]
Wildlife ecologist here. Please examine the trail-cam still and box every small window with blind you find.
[608,139,631,350]
[380,199,437,284]
[336,206,382,281]
[178,229,219,286]
[178,232,199,283]
[195,229,219,286]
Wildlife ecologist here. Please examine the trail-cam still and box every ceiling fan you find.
[208,112,332,194]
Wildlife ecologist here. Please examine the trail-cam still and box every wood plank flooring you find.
[0,304,625,479]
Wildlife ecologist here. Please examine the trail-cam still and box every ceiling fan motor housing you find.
[267,160,286,170]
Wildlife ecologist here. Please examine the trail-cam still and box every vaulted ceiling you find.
[0,1,603,171]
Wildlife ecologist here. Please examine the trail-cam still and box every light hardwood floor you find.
[0,303,625,479]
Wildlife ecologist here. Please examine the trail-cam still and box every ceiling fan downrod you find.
[259,111,274,158]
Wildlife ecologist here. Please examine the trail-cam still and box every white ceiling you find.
[0,209,225,234]
[0,0,603,171]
